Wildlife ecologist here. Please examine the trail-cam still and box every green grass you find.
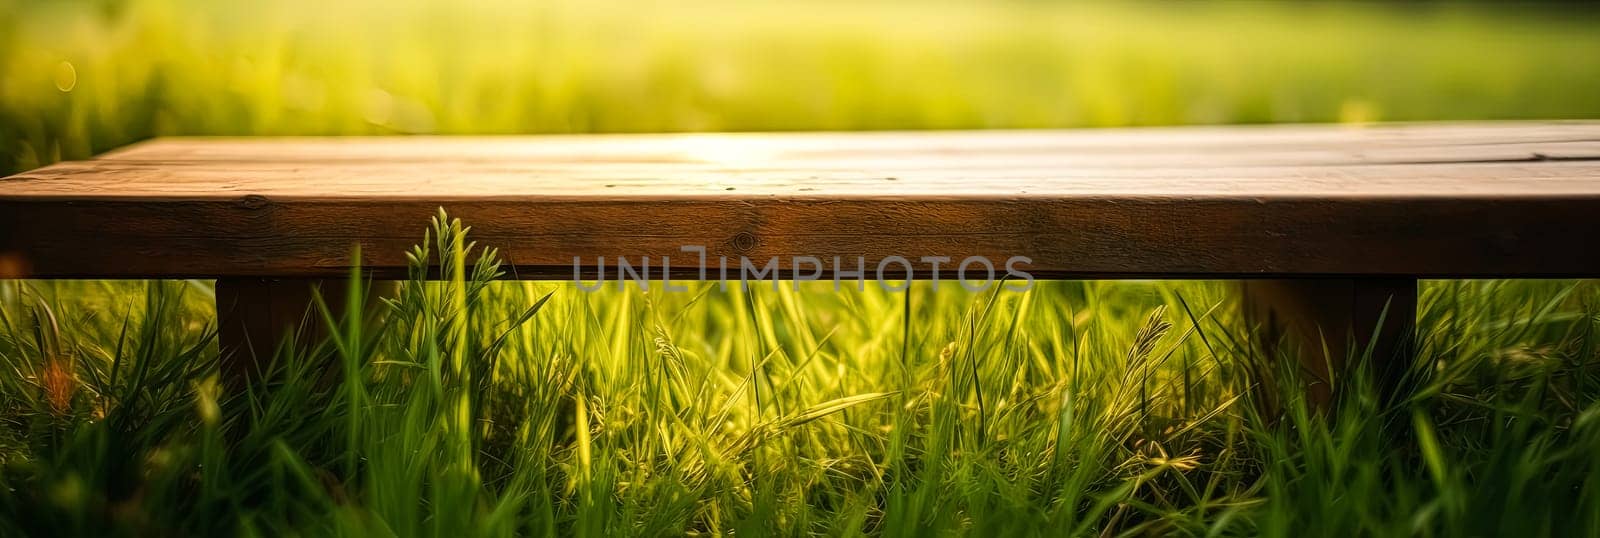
[4,0,1600,174]
[0,214,1597,536]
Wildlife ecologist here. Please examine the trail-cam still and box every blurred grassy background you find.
[3,0,1599,175]
[4,2,1600,534]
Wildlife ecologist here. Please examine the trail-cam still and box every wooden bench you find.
[3,122,1598,392]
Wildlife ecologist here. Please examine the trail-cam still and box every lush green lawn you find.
[4,0,1600,174]
[3,0,1600,535]
[0,215,1597,536]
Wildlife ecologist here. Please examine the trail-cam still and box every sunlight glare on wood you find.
[673,134,784,169]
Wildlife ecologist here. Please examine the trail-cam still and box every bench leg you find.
[1240,278,1417,405]
[216,278,349,385]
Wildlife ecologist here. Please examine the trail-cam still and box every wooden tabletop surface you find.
[7,122,1600,199]
[2,122,1598,279]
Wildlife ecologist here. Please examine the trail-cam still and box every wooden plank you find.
[2,122,1598,280]
[87,122,1600,165]
[7,160,1600,198]
[0,197,1596,279]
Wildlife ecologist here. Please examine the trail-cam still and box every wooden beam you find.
[215,278,348,385]
[3,197,1598,280]
[1240,278,1418,405]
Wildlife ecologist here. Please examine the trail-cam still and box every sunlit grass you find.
[0,214,1596,535]
[4,0,1600,173]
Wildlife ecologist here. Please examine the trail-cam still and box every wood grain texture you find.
[3,122,1599,279]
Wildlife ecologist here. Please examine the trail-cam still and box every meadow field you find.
[2,0,1600,536]
[5,0,1600,174]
